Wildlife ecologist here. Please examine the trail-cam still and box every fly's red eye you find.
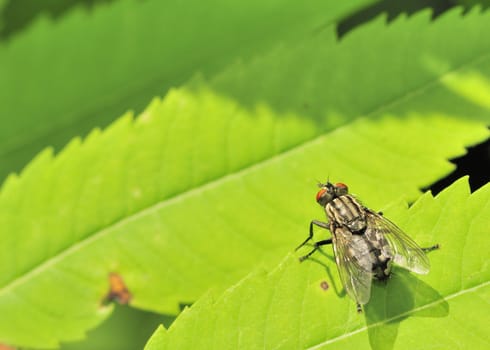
[316,188,327,202]
[335,182,348,189]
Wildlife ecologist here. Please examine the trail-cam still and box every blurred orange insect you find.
[105,272,132,304]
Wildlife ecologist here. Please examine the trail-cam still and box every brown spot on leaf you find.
[0,343,16,350]
[104,272,132,305]
[320,281,329,291]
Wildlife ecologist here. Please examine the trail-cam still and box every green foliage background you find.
[0,1,489,349]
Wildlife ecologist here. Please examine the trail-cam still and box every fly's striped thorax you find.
[326,195,366,232]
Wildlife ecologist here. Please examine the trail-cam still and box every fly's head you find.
[316,182,348,206]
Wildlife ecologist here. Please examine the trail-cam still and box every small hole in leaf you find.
[320,280,329,291]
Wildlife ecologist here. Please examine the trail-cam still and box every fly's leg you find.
[356,303,362,313]
[295,220,329,251]
[298,238,332,262]
[422,244,440,253]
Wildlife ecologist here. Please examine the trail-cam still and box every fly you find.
[296,181,438,312]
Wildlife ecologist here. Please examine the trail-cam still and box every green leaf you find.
[0,0,372,181]
[204,6,490,125]
[0,102,487,348]
[60,306,174,350]
[1,6,490,349]
[144,178,490,350]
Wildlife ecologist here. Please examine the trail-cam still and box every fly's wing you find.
[365,211,430,274]
[331,227,373,305]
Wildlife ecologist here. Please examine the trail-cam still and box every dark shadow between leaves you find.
[336,0,490,40]
[364,269,449,350]
[423,133,490,196]
[0,0,119,41]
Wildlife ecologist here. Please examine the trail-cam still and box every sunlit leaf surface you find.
[145,178,490,350]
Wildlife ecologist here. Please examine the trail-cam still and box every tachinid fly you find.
[296,181,438,312]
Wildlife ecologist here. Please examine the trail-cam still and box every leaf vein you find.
[306,281,490,349]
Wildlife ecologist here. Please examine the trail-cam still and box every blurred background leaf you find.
[0,0,372,183]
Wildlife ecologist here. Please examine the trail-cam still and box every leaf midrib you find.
[1,48,489,298]
[307,281,490,349]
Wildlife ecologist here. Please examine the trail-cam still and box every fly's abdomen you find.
[326,195,366,232]
[365,231,393,280]
[348,235,392,280]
